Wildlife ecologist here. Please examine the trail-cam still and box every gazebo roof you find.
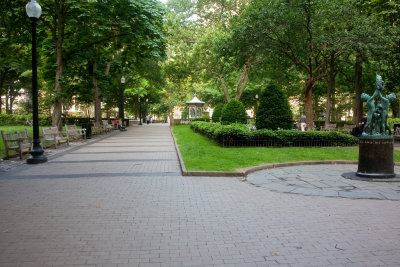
[186,94,205,105]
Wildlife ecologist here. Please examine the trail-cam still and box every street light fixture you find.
[138,97,142,125]
[26,0,47,164]
[254,94,259,120]
[145,98,149,125]
[120,76,126,131]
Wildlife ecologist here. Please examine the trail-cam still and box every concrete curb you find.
[169,127,390,178]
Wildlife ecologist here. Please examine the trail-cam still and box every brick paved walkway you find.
[0,124,400,267]
[247,164,400,200]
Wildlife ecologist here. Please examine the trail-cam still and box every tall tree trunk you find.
[92,61,102,126]
[353,54,363,125]
[235,62,250,100]
[52,8,66,131]
[93,61,111,125]
[313,94,319,120]
[330,88,336,122]
[6,87,10,114]
[325,55,336,125]
[9,97,14,114]
[305,79,314,129]
[0,72,6,113]
[220,76,230,102]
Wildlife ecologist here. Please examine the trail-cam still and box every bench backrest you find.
[343,124,354,130]
[1,130,31,147]
[324,123,337,130]
[66,124,78,131]
[42,126,60,136]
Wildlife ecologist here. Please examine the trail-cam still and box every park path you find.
[0,124,399,267]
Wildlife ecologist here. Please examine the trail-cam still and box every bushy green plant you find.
[220,99,248,124]
[211,103,224,122]
[190,121,358,147]
[0,113,52,126]
[202,112,210,120]
[256,84,293,130]
[387,117,400,130]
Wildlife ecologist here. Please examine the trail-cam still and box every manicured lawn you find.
[0,126,34,158]
[0,125,72,158]
[172,125,400,171]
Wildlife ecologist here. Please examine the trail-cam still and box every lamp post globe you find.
[26,0,47,164]
[26,0,41,18]
[120,76,126,131]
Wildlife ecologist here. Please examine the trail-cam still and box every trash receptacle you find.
[82,123,92,139]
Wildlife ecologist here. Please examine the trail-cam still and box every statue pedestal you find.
[356,137,395,178]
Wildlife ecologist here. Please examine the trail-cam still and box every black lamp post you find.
[145,98,148,124]
[138,97,142,125]
[120,76,126,131]
[255,94,258,119]
[26,0,47,164]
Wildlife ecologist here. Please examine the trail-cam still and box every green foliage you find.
[220,99,248,124]
[190,121,358,147]
[211,103,224,122]
[387,118,400,129]
[256,84,293,130]
[173,125,391,171]
[0,114,52,126]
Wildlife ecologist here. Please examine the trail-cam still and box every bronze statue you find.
[361,74,396,136]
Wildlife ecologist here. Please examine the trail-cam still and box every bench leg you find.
[18,144,23,159]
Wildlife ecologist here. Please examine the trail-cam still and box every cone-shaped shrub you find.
[221,99,248,124]
[256,84,293,130]
[212,103,224,122]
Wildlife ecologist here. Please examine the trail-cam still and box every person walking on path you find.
[300,114,306,131]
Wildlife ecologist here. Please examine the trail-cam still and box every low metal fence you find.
[220,139,358,148]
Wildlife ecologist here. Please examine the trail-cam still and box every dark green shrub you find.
[202,112,210,120]
[220,99,248,124]
[190,121,358,147]
[256,84,293,130]
[0,113,58,126]
[212,103,224,122]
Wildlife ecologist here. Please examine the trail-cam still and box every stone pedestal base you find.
[357,137,395,179]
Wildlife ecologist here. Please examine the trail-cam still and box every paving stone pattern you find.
[0,124,399,267]
[247,165,400,200]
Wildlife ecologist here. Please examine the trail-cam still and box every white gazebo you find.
[186,94,205,119]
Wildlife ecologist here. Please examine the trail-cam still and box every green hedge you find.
[190,121,359,147]
[0,114,52,126]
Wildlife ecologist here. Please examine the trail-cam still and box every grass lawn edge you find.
[170,125,383,176]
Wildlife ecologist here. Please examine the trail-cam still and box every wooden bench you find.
[65,124,86,141]
[1,129,32,159]
[41,127,69,148]
[92,124,104,135]
[340,124,355,134]
[321,123,337,131]
[102,120,113,132]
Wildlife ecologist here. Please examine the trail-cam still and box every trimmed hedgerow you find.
[0,113,52,126]
[190,121,358,147]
